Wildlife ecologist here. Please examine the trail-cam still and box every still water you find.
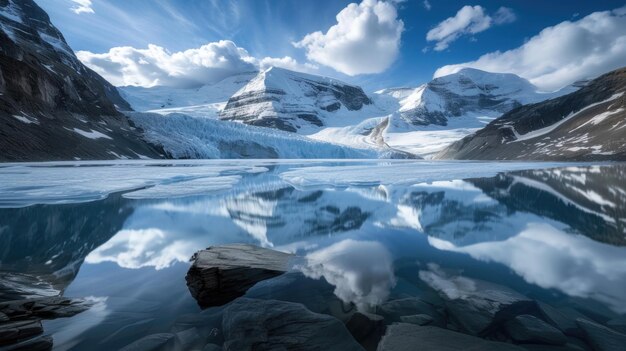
[0,160,624,350]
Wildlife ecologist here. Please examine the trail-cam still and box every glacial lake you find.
[0,160,625,350]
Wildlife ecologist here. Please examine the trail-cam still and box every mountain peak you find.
[220,68,371,132]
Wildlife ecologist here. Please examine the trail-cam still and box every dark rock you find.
[246,272,356,323]
[0,296,92,320]
[537,303,587,337]
[433,277,533,335]
[0,319,43,345]
[399,314,433,326]
[345,312,385,350]
[2,335,53,351]
[607,316,626,334]
[577,318,626,351]
[119,333,176,351]
[221,298,363,351]
[202,344,222,351]
[185,244,293,308]
[377,323,525,351]
[174,328,204,350]
[504,314,567,345]
[377,298,443,326]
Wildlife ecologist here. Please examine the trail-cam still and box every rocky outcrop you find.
[504,314,567,345]
[577,318,626,351]
[437,67,626,161]
[0,296,92,349]
[219,67,371,132]
[185,244,293,308]
[0,0,162,161]
[221,298,363,351]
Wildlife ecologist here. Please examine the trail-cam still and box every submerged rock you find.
[0,320,43,346]
[1,335,53,351]
[222,298,363,351]
[185,244,293,308]
[0,296,92,320]
[345,312,385,350]
[377,297,444,326]
[399,314,434,326]
[0,296,92,349]
[119,333,176,351]
[377,323,525,351]
[419,265,533,335]
[504,314,567,345]
[607,316,626,334]
[576,318,626,351]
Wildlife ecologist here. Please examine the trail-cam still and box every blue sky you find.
[37,0,626,91]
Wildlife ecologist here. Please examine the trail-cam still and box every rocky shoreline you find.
[3,244,625,350]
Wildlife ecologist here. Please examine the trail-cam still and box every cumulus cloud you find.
[423,0,432,11]
[493,7,516,25]
[258,56,319,74]
[293,0,404,76]
[426,5,515,51]
[70,0,94,14]
[434,7,626,90]
[426,5,490,51]
[77,40,257,88]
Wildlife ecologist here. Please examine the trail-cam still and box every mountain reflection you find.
[1,163,625,315]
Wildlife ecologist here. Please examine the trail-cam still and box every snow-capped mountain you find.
[437,67,626,161]
[376,68,574,128]
[219,67,372,132]
[0,0,161,161]
[119,72,256,115]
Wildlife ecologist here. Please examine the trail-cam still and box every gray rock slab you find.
[222,298,363,351]
[577,318,626,351]
[186,244,293,308]
[505,314,567,345]
[377,323,525,351]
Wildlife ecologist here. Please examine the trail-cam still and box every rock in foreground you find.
[185,244,293,308]
[377,323,525,351]
[222,298,363,351]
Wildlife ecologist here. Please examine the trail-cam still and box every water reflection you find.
[300,240,396,311]
[1,162,625,349]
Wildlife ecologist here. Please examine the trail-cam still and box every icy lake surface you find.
[0,160,625,350]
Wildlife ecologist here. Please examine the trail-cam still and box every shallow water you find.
[0,160,625,350]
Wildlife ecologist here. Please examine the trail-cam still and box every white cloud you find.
[77,40,257,88]
[70,0,94,15]
[434,7,626,90]
[423,0,432,11]
[493,7,516,25]
[258,56,319,74]
[293,0,404,76]
[426,5,493,51]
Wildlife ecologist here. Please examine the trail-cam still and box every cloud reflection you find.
[429,222,626,313]
[300,239,396,311]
